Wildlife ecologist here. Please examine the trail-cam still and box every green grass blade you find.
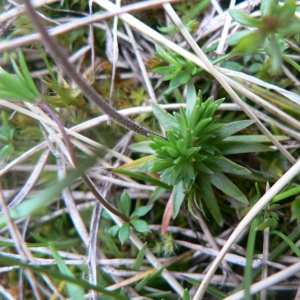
[271,230,300,257]
[50,243,85,300]
[18,51,40,98]
[272,185,300,203]
[133,242,147,271]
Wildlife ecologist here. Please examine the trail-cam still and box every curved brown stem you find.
[23,0,166,141]
[40,101,130,222]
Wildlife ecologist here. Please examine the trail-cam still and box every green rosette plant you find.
[139,86,273,226]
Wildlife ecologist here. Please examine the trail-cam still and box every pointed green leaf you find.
[18,51,40,98]
[164,67,182,81]
[198,175,223,226]
[133,242,147,271]
[108,168,172,190]
[118,223,130,245]
[256,218,278,230]
[230,31,266,57]
[271,230,300,258]
[172,181,186,218]
[135,274,151,292]
[183,289,191,300]
[209,172,248,204]
[177,69,192,84]
[0,158,96,229]
[129,141,154,154]
[227,30,252,46]
[205,155,251,175]
[261,0,280,17]
[121,192,132,217]
[131,219,150,233]
[149,187,167,204]
[150,101,179,130]
[186,79,197,119]
[130,206,151,218]
[291,198,300,223]
[108,225,120,237]
[105,232,122,258]
[229,9,263,28]
[224,135,288,143]
[214,120,255,143]
[154,66,176,74]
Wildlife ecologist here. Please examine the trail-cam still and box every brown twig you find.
[23,0,166,140]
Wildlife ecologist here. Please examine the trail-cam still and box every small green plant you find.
[108,192,151,245]
[228,0,300,74]
[137,87,273,225]
[153,46,199,89]
[152,233,178,256]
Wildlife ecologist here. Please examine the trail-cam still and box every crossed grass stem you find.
[40,101,130,222]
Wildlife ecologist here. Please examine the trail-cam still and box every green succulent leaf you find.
[209,172,248,204]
